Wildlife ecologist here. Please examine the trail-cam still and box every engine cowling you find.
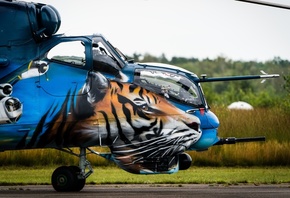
[0,1,61,43]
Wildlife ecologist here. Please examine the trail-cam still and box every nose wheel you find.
[51,166,85,192]
[51,148,93,192]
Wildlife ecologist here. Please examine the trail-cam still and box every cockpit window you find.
[134,69,203,107]
[47,41,85,66]
[92,41,120,76]
[91,37,128,81]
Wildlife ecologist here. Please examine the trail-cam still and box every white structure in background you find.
[227,101,254,110]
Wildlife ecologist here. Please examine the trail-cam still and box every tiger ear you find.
[75,71,109,119]
[85,71,110,102]
[88,71,109,90]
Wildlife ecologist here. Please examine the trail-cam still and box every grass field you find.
[0,166,289,185]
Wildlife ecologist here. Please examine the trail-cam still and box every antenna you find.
[236,0,290,10]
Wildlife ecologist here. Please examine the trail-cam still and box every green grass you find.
[0,166,289,185]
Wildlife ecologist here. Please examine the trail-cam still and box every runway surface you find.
[0,184,289,198]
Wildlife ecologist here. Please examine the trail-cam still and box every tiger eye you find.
[142,105,148,111]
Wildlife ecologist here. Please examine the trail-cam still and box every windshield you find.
[107,41,128,62]
[92,37,125,77]
[134,69,203,107]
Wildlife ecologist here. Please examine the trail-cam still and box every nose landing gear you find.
[51,147,93,192]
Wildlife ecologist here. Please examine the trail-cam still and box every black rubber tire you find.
[69,165,86,192]
[178,153,192,170]
[51,166,77,192]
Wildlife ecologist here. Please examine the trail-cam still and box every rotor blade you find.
[236,0,290,10]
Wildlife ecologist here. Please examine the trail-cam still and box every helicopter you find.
[0,0,280,192]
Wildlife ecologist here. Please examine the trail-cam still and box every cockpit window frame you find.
[92,37,125,70]
[46,40,86,67]
[134,68,205,108]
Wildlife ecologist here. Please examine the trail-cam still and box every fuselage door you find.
[39,40,89,97]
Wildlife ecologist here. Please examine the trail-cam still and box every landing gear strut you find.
[51,147,93,192]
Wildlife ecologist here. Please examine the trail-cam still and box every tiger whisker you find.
[112,137,167,153]
[112,136,167,149]
[113,133,193,157]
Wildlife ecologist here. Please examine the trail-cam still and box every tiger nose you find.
[185,122,200,132]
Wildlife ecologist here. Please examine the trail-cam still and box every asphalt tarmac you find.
[0,184,289,198]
